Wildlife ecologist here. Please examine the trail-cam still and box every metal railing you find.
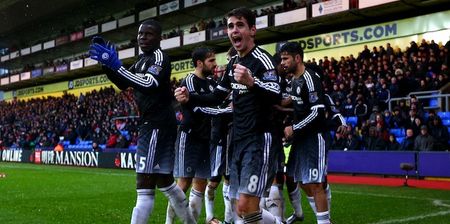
[389,93,450,112]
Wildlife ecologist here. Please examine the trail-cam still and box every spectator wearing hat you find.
[414,125,434,151]
[391,107,404,128]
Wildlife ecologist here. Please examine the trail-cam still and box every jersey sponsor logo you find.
[231,83,248,90]
[309,92,319,103]
[148,65,162,76]
[291,95,303,104]
[231,83,249,94]
[262,69,277,81]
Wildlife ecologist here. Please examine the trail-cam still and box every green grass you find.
[1,162,450,224]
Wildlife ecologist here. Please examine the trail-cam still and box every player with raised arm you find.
[175,7,282,224]
[89,19,195,224]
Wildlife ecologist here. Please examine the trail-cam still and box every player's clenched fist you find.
[174,86,189,103]
[233,64,254,87]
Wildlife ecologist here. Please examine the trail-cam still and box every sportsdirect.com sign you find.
[289,10,450,52]
[295,23,397,50]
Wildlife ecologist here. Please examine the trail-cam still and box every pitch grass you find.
[1,163,450,224]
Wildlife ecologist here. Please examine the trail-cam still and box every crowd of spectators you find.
[0,87,140,150]
[0,36,448,151]
[317,38,450,151]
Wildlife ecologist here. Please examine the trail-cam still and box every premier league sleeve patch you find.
[262,69,277,81]
[148,65,162,76]
[309,92,319,103]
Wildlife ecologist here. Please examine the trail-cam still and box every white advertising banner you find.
[118,48,135,60]
[20,72,31,80]
[161,36,181,50]
[10,74,20,83]
[84,25,99,37]
[312,0,349,17]
[20,48,31,56]
[118,15,135,27]
[31,44,42,53]
[43,40,55,50]
[1,77,9,85]
[275,8,307,26]
[184,0,206,8]
[159,0,179,15]
[70,59,83,70]
[183,30,206,45]
[1,55,10,62]
[10,51,19,59]
[359,0,398,9]
[139,7,157,21]
[84,57,98,67]
[101,20,117,33]
[256,15,269,29]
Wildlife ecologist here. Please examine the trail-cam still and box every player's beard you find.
[203,68,214,77]
[284,63,296,75]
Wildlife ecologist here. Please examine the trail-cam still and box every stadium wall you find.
[1,148,449,178]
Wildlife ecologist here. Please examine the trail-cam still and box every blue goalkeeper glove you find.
[91,36,107,46]
[89,42,122,71]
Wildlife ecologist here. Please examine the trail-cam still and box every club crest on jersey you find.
[262,70,277,81]
[296,86,301,95]
[148,65,162,75]
[309,92,319,103]
[228,70,233,77]
[209,85,214,92]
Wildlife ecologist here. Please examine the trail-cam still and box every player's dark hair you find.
[192,47,215,67]
[279,42,304,60]
[227,7,255,28]
[141,19,162,35]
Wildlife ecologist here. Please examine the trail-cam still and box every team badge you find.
[148,65,162,75]
[296,86,301,95]
[262,70,277,81]
[309,92,319,103]
[209,85,214,92]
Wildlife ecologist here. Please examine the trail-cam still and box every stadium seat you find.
[346,116,358,126]
[396,137,404,144]
[443,119,450,127]
[438,112,450,120]
[429,98,438,108]
[390,128,405,137]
